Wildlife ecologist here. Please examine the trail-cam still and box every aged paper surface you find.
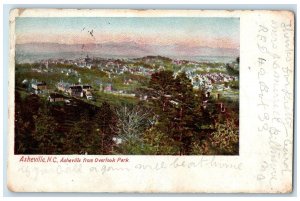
[7,9,294,193]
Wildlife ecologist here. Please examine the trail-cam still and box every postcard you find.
[7,9,294,193]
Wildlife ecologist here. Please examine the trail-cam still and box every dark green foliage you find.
[64,113,97,154]
[226,64,239,76]
[226,57,239,77]
[14,92,118,154]
[142,127,180,155]
[147,71,215,154]
[15,93,43,154]
[15,62,239,155]
[228,80,239,89]
[33,108,61,154]
[191,116,239,155]
[93,102,118,154]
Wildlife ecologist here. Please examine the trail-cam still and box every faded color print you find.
[14,17,240,155]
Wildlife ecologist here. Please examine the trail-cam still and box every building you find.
[58,82,92,98]
[104,83,112,92]
[85,91,93,100]
[48,93,64,102]
[31,80,47,94]
[85,55,92,63]
[82,85,92,93]
[57,81,70,93]
[84,55,93,69]
[82,85,93,100]
[68,85,83,97]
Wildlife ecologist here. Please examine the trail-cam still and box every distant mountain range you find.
[16,42,239,63]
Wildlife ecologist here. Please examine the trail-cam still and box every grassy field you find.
[84,91,139,107]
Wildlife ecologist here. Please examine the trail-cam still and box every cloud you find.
[16,31,239,51]
[16,41,239,59]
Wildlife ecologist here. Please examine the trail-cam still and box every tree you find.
[147,70,178,140]
[15,91,33,154]
[226,57,239,77]
[114,105,153,154]
[210,118,239,155]
[148,71,207,154]
[142,127,180,155]
[32,107,60,154]
[148,70,174,112]
[171,72,198,154]
[15,93,44,154]
[94,102,117,154]
[65,113,95,154]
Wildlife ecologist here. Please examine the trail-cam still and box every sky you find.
[16,17,240,50]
